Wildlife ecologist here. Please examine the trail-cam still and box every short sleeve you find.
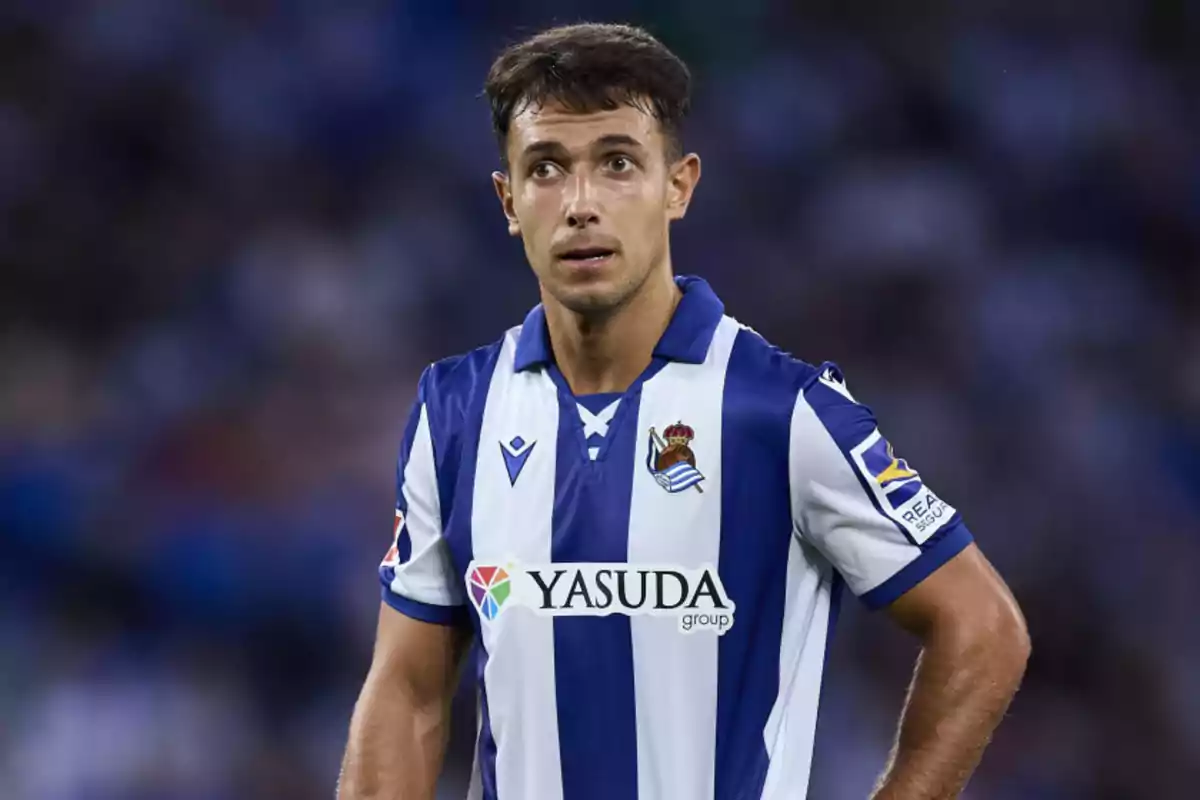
[378,370,468,625]
[788,364,973,609]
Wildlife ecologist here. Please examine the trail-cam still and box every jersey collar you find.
[513,275,725,372]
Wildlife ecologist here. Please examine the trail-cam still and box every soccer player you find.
[338,22,1029,800]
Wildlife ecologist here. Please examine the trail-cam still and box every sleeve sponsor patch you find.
[380,509,405,567]
[849,429,955,545]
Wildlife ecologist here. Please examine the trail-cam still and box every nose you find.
[564,173,600,229]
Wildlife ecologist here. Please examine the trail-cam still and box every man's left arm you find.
[872,543,1030,799]
[788,363,1029,798]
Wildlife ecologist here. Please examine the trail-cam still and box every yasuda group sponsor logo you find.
[465,561,736,635]
[468,565,512,620]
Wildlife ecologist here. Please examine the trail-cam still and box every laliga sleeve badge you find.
[381,509,405,567]
[850,430,956,545]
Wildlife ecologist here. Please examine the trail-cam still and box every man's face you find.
[494,98,699,315]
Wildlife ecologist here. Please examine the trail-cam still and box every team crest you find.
[646,421,705,494]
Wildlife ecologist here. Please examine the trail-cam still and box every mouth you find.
[557,247,617,266]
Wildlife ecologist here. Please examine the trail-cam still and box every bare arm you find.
[338,603,472,800]
[872,543,1030,799]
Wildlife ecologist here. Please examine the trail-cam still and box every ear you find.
[665,153,702,222]
[492,171,521,236]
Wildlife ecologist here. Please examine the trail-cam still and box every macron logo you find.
[500,436,535,486]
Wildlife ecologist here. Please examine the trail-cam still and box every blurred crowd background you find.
[2,1,1198,798]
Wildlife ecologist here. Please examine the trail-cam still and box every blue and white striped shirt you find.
[379,276,972,800]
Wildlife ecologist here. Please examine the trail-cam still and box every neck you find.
[543,267,681,396]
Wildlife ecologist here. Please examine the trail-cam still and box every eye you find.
[531,161,561,180]
[607,154,634,173]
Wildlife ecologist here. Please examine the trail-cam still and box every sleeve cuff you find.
[859,521,974,610]
[381,585,470,626]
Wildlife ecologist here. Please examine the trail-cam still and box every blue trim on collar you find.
[513,303,550,372]
[512,275,725,372]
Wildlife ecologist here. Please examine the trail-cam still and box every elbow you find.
[930,587,1030,689]
[998,599,1031,684]
[971,590,1031,689]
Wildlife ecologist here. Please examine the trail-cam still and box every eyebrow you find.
[592,134,647,152]
[520,133,649,162]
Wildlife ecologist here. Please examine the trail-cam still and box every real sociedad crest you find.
[647,421,705,494]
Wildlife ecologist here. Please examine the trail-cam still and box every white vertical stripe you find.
[389,405,463,606]
[760,537,833,798]
[471,331,564,800]
[627,316,740,800]
[790,391,919,595]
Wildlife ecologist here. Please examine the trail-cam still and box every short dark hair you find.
[483,23,691,166]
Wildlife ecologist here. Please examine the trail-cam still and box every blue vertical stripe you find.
[716,332,815,800]
[552,385,640,800]
[424,343,504,799]
[423,346,503,548]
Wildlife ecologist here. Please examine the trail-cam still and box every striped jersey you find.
[378,276,973,800]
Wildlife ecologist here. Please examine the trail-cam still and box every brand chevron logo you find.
[500,436,535,486]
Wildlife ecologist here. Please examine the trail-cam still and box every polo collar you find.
[513,275,725,372]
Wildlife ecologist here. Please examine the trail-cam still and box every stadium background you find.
[1,1,1198,797]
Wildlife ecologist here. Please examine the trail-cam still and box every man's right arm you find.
[338,603,472,800]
